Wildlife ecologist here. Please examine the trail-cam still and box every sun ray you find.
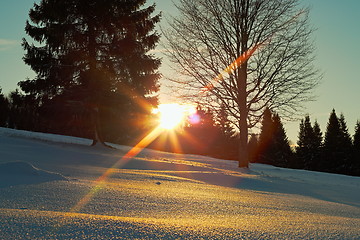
[70,125,164,213]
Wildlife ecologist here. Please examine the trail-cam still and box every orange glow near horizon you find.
[153,103,197,130]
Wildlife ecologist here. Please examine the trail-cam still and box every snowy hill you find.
[0,127,359,239]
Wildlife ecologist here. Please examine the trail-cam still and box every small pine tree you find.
[338,114,353,173]
[312,120,323,169]
[182,106,222,156]
[257,108,292,167]
[0,88,9,127]
[248,133,259,163]
[296,116,323,170]
[271,114,293,167]
[322,109,351,173]
[256,108,275,164]
[296,116,313,169]
[217,105,235,139]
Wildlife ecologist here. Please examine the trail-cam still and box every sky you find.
[0,0,359,143]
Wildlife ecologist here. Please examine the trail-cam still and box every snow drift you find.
[0,127,359,239]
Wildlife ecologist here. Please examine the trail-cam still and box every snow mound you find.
[0,161,67,188]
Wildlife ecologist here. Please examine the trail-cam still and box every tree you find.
[7,90,40,131]
[312,120,323,169]
[217,104,235,139]
[21,0,161,145]
[248,133,258,163]
[256,108,292,167]
[322,110,351,173]
[256,108,274,164]
[182,106,222,156]
[338,114,353,173]
[163,0,319,167]
[0,88,9,127]
[296,116,322,170]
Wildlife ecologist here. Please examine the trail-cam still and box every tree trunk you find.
[90,107,110,147]
[238,64,249,168]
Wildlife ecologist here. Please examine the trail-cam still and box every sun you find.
[155,103,185,130]
[153,103,196,130]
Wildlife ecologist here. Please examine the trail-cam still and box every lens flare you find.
[158,103,185,129]
[154,103,197,130]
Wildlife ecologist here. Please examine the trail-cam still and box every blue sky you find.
[0,0,359,142]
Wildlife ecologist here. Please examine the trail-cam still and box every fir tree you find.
[217,104,235,139]
[0,88,9,127]
[312,120,323,169]
[296,116,313,169]
[184,106,222,156]
[338,114,353,173]
[270,114,293,167]
[7,90,40,131]
[257,108,292,167]
[215,105,237,159]
[21,0,161,145]
[248,133,258,163]
[296,116,323,170]
[256,108,274,164]
[322,109,350,173]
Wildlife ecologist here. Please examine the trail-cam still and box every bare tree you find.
[163,0,320,167]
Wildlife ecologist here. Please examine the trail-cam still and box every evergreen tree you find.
[217,104,235,139]
[256,108,274,164]
[182,106,222,156]
[313,121,323,150]
[21,0,161,145]
[256,108,292,167]
[7,90,40,131]
[0,88,9,127]
[322,109,350,173]
[338,114,353,173]
[248,133,258,163]
[296,116,313,169]
[296,116,323,170]
[312,120,323,169]
[215,105,237,159]
[270,114,293,167]
[352,121,360,175]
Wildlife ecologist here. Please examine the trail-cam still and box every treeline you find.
[0,88,150,145]
[149,106,360,177]
[252,108,360,176]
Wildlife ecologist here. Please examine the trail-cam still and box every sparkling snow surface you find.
[0,127,359,239]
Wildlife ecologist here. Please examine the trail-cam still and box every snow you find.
[0,127,359,239]
[0,161,66,188]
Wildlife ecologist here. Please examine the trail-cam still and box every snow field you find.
[0,127,359,239]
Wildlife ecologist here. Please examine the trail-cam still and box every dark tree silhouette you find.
[6,90,40,131]
[312,120,323,169]
[322,110,352,173]
[296,116,322,170]
[248,133,259,163]
[256,108,292,167]
[0,88,9,127]
[164,0,319,167]
[256,108,274,164]
[21,0,161,145]
[270,113,293,167]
